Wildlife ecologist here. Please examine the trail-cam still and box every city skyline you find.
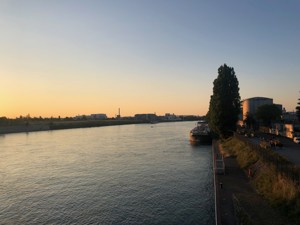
[1,1,300,118]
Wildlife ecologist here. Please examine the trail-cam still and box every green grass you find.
[221,137,300,224]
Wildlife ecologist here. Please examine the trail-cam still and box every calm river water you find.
[0,121,215,225]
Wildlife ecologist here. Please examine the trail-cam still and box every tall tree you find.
[207,64,241,138]
[296,92,300,121]
[256,104,282,126]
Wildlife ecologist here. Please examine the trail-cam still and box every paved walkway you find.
[214,145,292,225]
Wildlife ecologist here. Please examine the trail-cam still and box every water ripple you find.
[0,122,215,225]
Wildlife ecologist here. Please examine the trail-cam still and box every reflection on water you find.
[0,121,215,225]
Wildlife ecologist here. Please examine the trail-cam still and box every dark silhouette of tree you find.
[244,112,256,130]
[207,64,241,138]
[256,104,282,126]
[296,92,300,121]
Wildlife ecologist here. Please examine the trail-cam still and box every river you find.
[0,121,215,225]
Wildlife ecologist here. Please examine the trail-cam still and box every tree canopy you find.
[296,94,300,121]
[256,104,282,126]
[207,64,241,138]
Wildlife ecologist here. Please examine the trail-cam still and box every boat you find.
[189,121,212,144]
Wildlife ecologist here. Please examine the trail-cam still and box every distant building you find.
[134,113,158,122]
[74,113,107,120]
[164,113,181,121]
[116,108,121,119]
[282,111,297,123]
[275,104,283,112]
[272,123,300,138]
[242,97,273,120]
[74,115,86,120]
[90,114,107,120]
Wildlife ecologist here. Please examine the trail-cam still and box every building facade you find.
[90,114,107,120]
[134,113,158,122]
[242,97,273,120]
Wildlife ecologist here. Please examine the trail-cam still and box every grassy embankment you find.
[220,137,300,224]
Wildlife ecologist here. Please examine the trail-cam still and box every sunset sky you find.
[1,0,300,118]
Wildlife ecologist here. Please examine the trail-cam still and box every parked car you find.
[293,137,300,144]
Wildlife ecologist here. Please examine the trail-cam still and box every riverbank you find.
[0,120,145,135]
[213,139,295,225]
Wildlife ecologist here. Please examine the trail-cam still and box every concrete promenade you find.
[213,141,292,225]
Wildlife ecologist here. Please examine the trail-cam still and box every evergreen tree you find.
[207,64,241,138]
[296,92,300,121]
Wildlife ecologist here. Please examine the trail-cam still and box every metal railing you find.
[234,133,300,186]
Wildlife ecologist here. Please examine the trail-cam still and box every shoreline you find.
[0,119,192,135]
[0,120,145,135]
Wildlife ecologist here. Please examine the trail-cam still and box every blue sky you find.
[1,0,299,117]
